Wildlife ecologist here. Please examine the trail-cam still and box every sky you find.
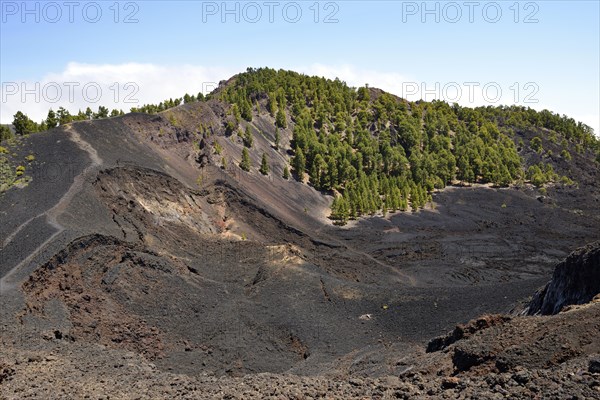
[1,0,599,134]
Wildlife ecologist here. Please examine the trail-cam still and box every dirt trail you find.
[0,125,103,293]
[332,240,418,286]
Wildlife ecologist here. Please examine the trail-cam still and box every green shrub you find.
[214,140,223,154]
[561,149,571,160]
[239,148,251,171]
[530,137,543,153]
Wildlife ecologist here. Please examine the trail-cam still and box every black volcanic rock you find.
[427,315,511,353]
[589,358,600,373]
[527,241,600,315]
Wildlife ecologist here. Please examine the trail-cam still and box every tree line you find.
[3,92,207,140]
[3,67,598,225]
[221,68,599,224]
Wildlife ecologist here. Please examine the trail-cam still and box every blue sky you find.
[1,1,599,133]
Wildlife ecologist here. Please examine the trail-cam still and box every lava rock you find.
[589,358,600,373]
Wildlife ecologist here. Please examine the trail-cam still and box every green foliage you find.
[57,107,72,125]
[1,152,30,193]
[292,146,305,180]
[0,126,13,142]
[183,93,197,104]
[225,120,238,136]
[240,98,253,121]
[219,68,574,219]
[46,109,58,129]
[10,67,596,223]
[330,195,350,224]
[357,85,370,102]
[131,97,183,114]
[240,148,251,171]
[526,163,557,187]
[275,108,287,128]
[213,140,223,155]
[530,136,543,153]
[94,106,109,119]
[475,105,596,150]
[274,128,280,149]
[231,104,241,123]
[259,153,270,175]
[559,175,574,186]
[243,126,254,148]
[25,154,35,162]
[283,165,290,179]
[13,111,39,135]
[267,93,277,117]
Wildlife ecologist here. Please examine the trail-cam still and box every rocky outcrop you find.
[527,241,600,315]
[427,314,511,353]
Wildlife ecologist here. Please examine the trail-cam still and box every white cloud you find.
[1,62,235,124]
[1,62,598,135]
[296,63,415,95]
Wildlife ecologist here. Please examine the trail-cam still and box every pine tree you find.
[241,98,252,121]
[57,107,72,125]
[276,108,287,128]
[310,154,325,189]
[12,111,38,135]
[232,104,241,123]
[95,106,109,119]
[46,109,58,129]
[259,153,270,175]
[243,126,253,148]
[330,195,349,225]
[274,128,280,149]
[292,146,306,180]
[283,165,290,179]
[268,93,277,116]
[240,148,251,171]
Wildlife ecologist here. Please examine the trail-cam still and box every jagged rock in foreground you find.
[527,241,600,315]
[3,246,600,399]
[2,69,600,398]
[2,302,600,399]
